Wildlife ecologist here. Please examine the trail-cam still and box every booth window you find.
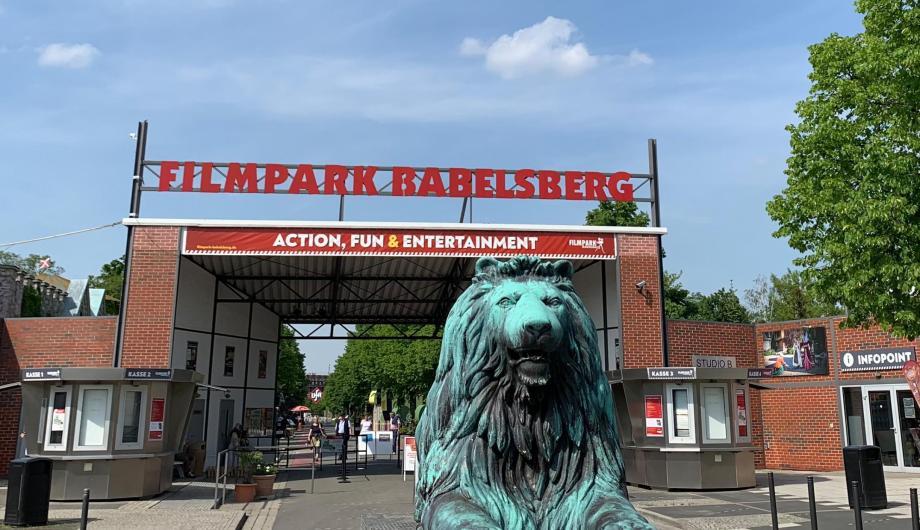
[258,350,268,379]
[116,386,148,450]
[700,384,729,443]
[186,341,199,371]
[74,385,113,451]
[43,386,72,451]
[224,346,235,377]
[666,384,696,444]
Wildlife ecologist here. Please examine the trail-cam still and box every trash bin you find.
[843,445,887,509]
[4,457,53,526]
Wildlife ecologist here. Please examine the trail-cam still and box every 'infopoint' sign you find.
[840,347,916,372]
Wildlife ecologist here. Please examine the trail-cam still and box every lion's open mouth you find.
[510,348,551,386]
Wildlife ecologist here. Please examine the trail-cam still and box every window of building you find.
[224,346,235,377]
[258,350,268,379]
[842,386,867,446]
[74,385,113,451]
[116,386,147,450]
[701,384,729,443]
[43,386,72,451]
[666,384,696,444]
[245,408,274,437]
[185,341,199,371]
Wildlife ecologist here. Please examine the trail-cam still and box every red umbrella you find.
[290,405,311,412]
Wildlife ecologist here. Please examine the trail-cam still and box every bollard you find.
[80,488,90,530]
[768,472,779,530]
[850,481,863,530]
[807,476,818,530]
[911,488,919,530]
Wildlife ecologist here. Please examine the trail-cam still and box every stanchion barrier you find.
[807,476,818,530]
[768,472,779,530]
[910,487,919,530]
[80,488,90,530]
[851,481,864,530]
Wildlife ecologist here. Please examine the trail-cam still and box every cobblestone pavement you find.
[632,470,920,530]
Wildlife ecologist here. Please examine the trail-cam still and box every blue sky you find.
[0,1,862,371]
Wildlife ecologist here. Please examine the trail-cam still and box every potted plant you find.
[234,451,262,503]
[253,461,278,498]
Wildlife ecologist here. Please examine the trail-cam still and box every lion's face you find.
[484,279,568,388]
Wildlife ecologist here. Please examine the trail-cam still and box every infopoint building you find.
[1,123,918,498]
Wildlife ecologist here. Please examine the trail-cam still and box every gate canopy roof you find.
[124,219,666,335]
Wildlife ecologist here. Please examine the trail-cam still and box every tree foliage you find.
[276,326,308,409]
[322,325,440,417]
[767,0,920,337]
[88,255,125,315]
[664,271,750,323]
[0,250,65,275]
[744,269,840,323]
[584,201,651,227]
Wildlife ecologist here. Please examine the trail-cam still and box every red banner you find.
[736,390,748,438]
[183,227,617,259]
[645,395,663,437]
[148,398,165,441]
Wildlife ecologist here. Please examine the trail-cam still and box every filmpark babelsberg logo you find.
[840,346,916,372]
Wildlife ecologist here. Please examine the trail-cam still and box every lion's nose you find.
[524,321,551,337]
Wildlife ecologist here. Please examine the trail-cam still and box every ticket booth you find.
[18,367,202,500]
[611,367,756,490]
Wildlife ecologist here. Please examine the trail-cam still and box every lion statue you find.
[414,256,652,529]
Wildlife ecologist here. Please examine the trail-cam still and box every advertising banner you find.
[183,227,617,260]
[644,396,664,437]
[761,327,828,376]
[736,390,748,438]
[148,398,165,441]
[904,361,920,411]
[404,436,417,477]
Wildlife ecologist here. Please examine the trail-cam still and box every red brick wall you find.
[617,234,663,368]
[120,226,180,368]
[0,316,116,476]
[667,320,755,367]
[759,385,843,471]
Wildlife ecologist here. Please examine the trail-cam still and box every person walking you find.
[389,412,401,454]
[335,414,351,463]
[309,417,325,463]
[360,416,372,435]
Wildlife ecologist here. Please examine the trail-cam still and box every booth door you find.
[861,386,920,472]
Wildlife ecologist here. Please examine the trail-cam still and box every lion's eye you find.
[545,297,563,307]
[497,297,515,308]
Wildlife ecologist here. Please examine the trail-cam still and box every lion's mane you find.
[415,257,648,530]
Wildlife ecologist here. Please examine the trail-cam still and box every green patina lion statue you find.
[415,256,653,529]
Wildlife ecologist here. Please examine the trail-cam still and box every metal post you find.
[807,476,818,530]
[648,138,669,367]
[910,488,918,530]
[768,472,779,530]
[311,454,316,494]
[80,488,90,530]
[850,480,863,530]
[338,195,345,221]
[114,119,148,367]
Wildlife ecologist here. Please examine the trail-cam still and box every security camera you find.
[224,391,232,399]
[635,280,647,290]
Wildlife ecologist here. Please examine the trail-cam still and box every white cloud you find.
[461,16,599,79]
[626,49,653,66]
[37,43,100,69]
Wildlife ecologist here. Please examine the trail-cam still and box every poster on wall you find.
[761,327,828,376]
[403,436,417,481]
[149,398,165,441]
[736,390,748,438]
[904,361,920,411]
[644,395,664,437]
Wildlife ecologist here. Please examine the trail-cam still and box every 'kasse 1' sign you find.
[841,347,916,372]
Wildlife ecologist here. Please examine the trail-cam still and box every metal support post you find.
[768,472,779,530]
[850,481,863,530]
[648,138,669,366]
[807,476,818,530]
[910,487,919,530]
[80,488,90,530]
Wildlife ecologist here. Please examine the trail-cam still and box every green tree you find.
[695,287,750,323]
[585,201,651,228]
[276,326,308,409]
[767,0,920,337]
[663,271,699,319]
[88,255,125,315]
[744,270,840,322]
[0,251,65,275]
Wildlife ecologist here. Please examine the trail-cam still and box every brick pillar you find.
[119,226,180,368]
[617,234,664,368]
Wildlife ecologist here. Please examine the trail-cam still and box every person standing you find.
[360,416,372,435]
[335,414,351,463]
[389,412,401,454]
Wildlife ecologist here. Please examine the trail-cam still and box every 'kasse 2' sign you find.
[154,162,635,202]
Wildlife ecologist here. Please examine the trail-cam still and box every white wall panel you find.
[250,304,279,342]
[171,329,212,377]
[246,341,277,390]
[210,335,248,388]
[174,260,215,332]
[215,302,251,337]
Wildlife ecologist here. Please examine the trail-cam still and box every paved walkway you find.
[635,470,920,530]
